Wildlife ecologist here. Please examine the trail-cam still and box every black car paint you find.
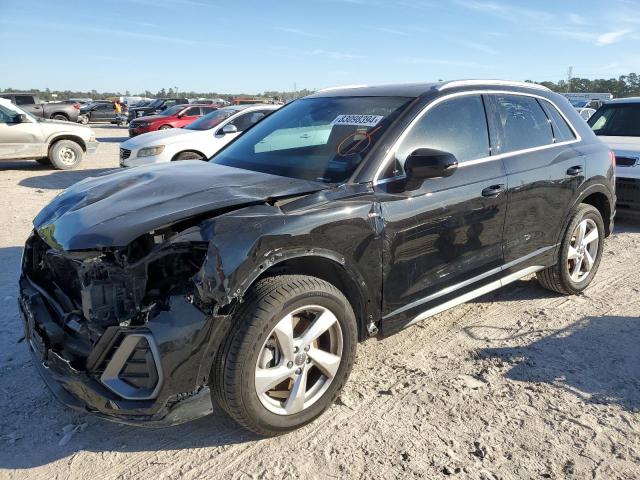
[127,98,189,122]
[20,82,615,425]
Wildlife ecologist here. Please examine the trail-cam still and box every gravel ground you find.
[0,125,639,480]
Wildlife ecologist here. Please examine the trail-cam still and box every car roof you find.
[309,80,552,98]
[606,97,640,104]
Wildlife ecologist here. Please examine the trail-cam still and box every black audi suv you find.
[20,80,615,435]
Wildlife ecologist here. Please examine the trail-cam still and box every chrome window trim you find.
[373,89,582,184]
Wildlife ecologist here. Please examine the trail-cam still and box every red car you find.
[128,104,218,137]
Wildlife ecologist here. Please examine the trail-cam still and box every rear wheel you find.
[537,204,604,295]
[48,140,83,170]
[212,275,357,436]
[52,114,69,121]
[174,151,204,161]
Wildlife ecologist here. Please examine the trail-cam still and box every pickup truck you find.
[0,98,98,169]
[0,93,81,123]
[127,98,189,122]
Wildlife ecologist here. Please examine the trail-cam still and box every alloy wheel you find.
[567,218,599,282]
[255,305,343,415]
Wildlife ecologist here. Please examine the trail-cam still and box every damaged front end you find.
[19,226,231,426]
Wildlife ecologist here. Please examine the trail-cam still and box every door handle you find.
[482,184,506,197]
[566,166,583,176]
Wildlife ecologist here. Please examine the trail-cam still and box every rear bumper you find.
[19,275,229,427]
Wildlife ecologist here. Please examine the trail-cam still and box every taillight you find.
[609,151,616,167]
[73,103,81,110]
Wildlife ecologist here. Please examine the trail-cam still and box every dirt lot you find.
[0,125,639,479]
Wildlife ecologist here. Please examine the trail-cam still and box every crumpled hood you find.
[33,162,327,251]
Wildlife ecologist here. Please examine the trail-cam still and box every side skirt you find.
[405,265,544,328]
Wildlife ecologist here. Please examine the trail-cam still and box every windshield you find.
[588,104,640,137]
[186,108,235,131]
[148,99,163,108]
[159,105,184,116]
[210,96,412,184]
[569,99,588,108]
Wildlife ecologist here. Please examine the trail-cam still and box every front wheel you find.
[537,203,605,295]
[212,275,357,436]
[48,140,83,170]
[174,151,204,161]
[159,125,172,130]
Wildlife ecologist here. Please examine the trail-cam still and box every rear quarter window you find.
[541,100,577,142]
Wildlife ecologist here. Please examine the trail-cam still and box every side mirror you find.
[13,114,29,124]
[221,124,238,135]
[404,148,457,189]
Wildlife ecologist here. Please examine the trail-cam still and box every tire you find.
[537,204,604,295]
[35,157,51,166]
[174,151,204,161]
[52,114,69,121]
[212,275,357,436]
[48,140,83,170]
[159,125,172,130]
[79,116,89,125]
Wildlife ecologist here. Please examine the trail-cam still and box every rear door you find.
[377,94,508,335]
[486,93,584,270]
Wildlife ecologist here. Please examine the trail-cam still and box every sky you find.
[1,0,640,94]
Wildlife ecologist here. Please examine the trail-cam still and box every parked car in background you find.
[0,97,98,169]
[128,104,217,137]
[79,101,117,124]
[0,93,80,122]
[20,81,614,435]
[120,104,278,166]
[589,98,640,213]
[127,98,189,122]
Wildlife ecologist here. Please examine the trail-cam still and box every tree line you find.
[530,73,640,98]
[3,74,640,101]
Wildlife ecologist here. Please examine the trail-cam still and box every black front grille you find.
[120,148,131,160]
[616,156,637,167]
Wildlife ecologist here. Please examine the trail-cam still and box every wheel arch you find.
[47,135,87,152]
[171,149,206,161]
[573,183,614,237]
[251,253,373,341]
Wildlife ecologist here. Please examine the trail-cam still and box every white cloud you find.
[310,49,365,60]
[596,29,634,45]
[273,27,323,38]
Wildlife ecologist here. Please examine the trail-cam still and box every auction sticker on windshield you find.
[331,114,384,127]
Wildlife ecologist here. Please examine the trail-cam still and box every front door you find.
[377,94,508,335]
[0,105,43,159]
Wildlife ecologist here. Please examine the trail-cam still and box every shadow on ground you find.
[473,315,640,412]
[18,168,115,190]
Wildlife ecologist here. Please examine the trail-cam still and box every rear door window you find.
[492,94,554,153]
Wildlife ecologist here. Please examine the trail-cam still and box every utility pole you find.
[567,66,573,93]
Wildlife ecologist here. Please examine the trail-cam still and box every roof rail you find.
[438,80,551,92]
[318,84,368,92]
